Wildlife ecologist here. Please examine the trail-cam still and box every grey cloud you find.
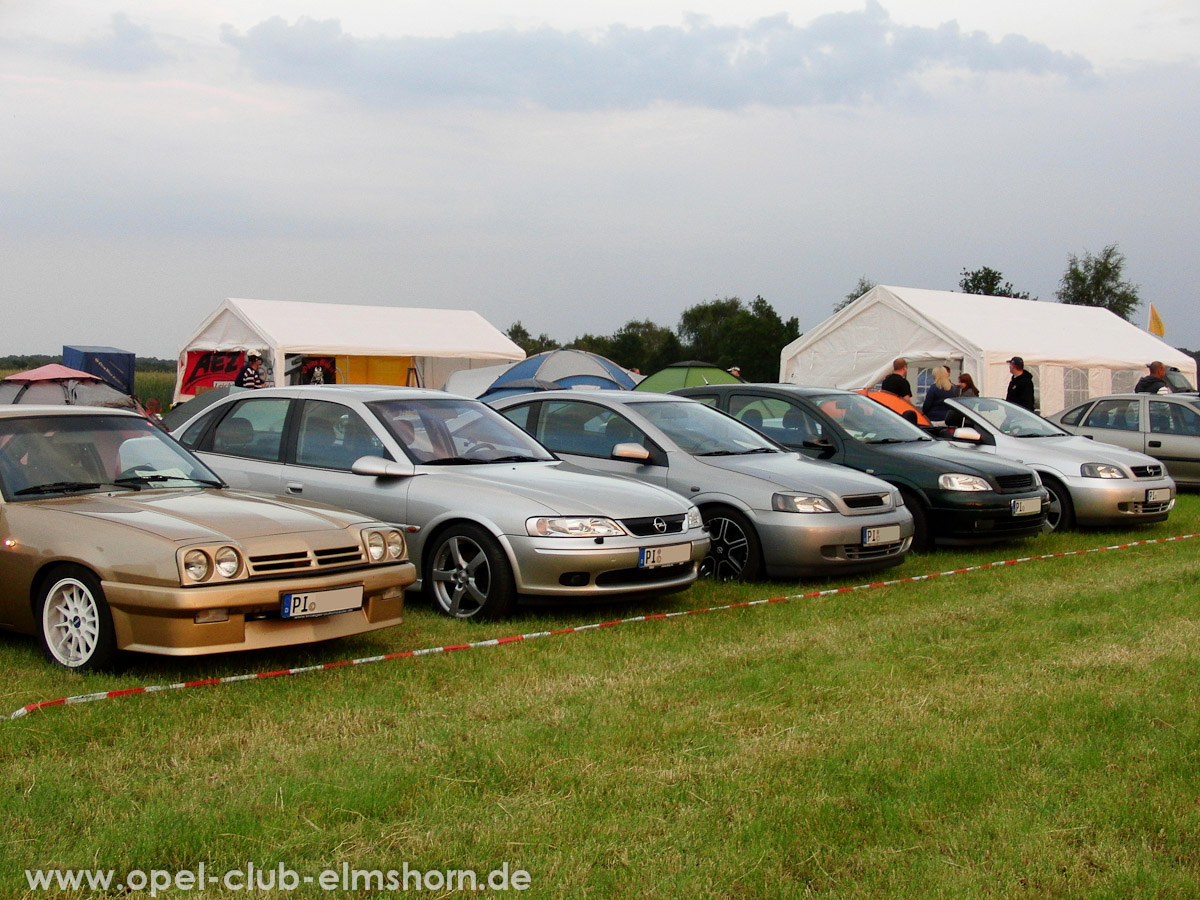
[220,2,1091,110]
[72,13,173,72]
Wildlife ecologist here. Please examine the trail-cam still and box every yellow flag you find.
[1148,304,1165,337]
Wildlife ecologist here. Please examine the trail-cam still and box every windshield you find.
[954,396,1066,437]
[368,398,555,465]
[0,414,222,500]
[633,400,780,455]
[811,393,930,443]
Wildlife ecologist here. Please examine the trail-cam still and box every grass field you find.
[3,497,1200,898]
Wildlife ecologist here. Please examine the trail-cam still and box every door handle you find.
[286,482,303,494]
[1148,441,1162,448]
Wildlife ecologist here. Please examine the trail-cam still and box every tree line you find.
[512,242,1197,378]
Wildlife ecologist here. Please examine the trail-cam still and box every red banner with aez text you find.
[180,351,244,395]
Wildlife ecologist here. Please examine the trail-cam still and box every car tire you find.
[425,523,518,619]
[898,488,931,553]
[1042,476,1075,532]
[36,566,119,671]
[699,505,763,581]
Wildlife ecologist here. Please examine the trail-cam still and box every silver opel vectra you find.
[170,386,709,619]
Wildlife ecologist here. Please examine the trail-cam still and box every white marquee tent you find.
[174,298,525,404]
[779,286,1196,414]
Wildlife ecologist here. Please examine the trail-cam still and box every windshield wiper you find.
[738,447,780,454]
[864,437,917,444]
[485,454,547,463]
[114,474,224,487]
[422,457,484,466]
[15,481,107,496]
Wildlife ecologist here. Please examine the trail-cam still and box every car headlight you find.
[939,473,991,492]
[366,530,386,561]
[527,516,626,537]
[1081,462,1126,479]
[214,546,242,578]
[386,529,405,559]
[183,549,211,582]
[686,506,703,530]
[772,493,835,513]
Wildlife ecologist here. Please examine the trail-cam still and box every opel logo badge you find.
[653,517,667,533]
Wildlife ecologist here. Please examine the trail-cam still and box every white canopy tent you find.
[779,286,1196,415]
[174,298,524,403]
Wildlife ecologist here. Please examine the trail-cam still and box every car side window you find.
[1057,404,1088,427]
[1149,401,1200,436]
[177,406,223,449]
[1083,399,1141,432]
[538,401,641,458]
[295,400,387,469]
[728,395,803,444]
[210,398,290,461]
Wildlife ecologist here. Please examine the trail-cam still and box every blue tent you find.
[484,349,635,394]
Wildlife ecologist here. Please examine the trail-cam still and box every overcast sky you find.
[3,1,1197,360]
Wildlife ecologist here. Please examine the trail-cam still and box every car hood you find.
[417,461,689,517]
[40,488,368,542]
[881,439,1037,478]
[696,451,894,495]
[988,432,1162,470]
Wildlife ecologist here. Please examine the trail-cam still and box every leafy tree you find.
[677,296,800,383]
[834,276,876,313]
[573,320,681,375]
[1055,244,1141,321]
[505,321,558,356]
[958,266,1032,299]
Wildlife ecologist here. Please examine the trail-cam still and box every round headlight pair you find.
[183,546,242,582]
[366,528,406,561]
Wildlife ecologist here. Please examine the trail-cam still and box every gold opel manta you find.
[0,406,415,670]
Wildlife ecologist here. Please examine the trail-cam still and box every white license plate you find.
[639,543,691,568]
[281,585,363,619]
[862,524,901,546]
[1146,488,1171,502]
[1011,498,1041,516]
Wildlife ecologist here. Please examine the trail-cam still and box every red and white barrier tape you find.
[7,532,1197,721]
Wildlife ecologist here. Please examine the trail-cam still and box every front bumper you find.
[753,508,915,579]
[103,561,416,656]
[927,489,1049,545]
[1062,475,1176,526]
[500,532,709,596]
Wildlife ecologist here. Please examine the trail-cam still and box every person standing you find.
[233,353,267,389]
[1134,361,1172,394]
[956,373,980,397]
[1005,356,1036,411]
[921,366,956,425]
[881,358,913,400]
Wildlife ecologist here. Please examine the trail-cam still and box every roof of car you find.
[225,385,468,402]
[675,383,853,398]
[490,389,685,405]
[0,404,143,420]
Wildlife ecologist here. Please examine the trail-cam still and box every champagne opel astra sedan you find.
[0,406,415,670]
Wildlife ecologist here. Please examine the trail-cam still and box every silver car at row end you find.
[169,386,709,619]
[941,396,1175,530]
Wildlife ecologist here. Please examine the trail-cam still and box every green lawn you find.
[3,498,1199,898]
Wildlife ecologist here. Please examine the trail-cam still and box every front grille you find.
[247,544,364,576]
[595,562,694,587]
[842,493,889,510]
[995,473,1037,493]
[1131,464,1164,478]
[837,540,906,561]
[620,514,687,537]
[1128,501,1173,515]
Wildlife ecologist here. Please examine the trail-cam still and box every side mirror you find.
[949,427,983,443]
[802,436,836,459]
[351,455,415,478]
[612,442,650,461]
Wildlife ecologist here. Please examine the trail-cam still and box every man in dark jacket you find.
[1135,361,1172,395]
[233,353,267,389]
[881,358,912,400]
[1005,356,1036,411]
